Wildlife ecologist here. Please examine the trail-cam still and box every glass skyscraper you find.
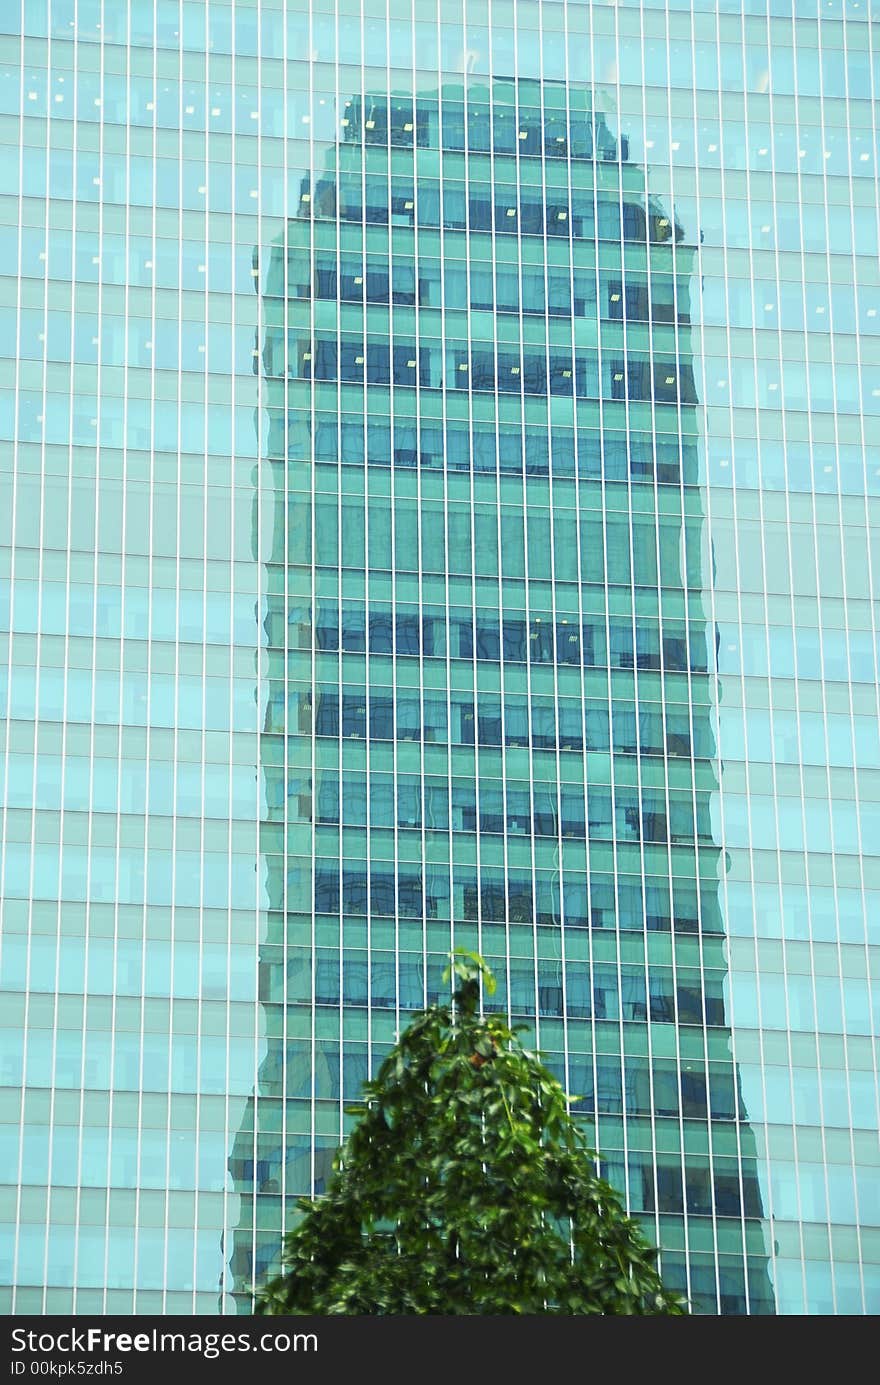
[1,0,878,1318]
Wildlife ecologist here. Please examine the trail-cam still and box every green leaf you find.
[253,957,686,1318]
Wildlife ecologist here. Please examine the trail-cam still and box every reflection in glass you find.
[228,78,774,1316]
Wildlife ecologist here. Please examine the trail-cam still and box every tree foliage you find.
[256,954,687,1315]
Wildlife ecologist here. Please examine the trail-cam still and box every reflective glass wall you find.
[0,0,877,1317]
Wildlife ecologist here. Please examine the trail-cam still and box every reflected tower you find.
[230,78,774,1315]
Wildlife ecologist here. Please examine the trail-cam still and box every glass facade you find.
[0,0,878,1317]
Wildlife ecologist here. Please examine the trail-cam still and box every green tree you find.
[256,954,686,1315]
